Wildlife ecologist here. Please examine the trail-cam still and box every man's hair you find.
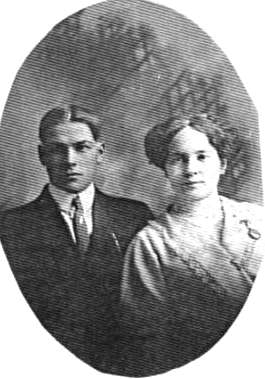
[39,105,101,143]
[144,113,237,170]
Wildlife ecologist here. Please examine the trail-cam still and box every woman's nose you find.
[184,157,198,176]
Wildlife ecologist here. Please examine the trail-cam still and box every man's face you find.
[165,126,226,202]
[39,121,104,193]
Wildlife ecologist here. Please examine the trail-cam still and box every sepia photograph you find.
[0,0,264,378]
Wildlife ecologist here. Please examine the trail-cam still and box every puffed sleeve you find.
[221,197,264,282]
[241,202,264,280]
[119,228,177,376]
[121,227,170,327]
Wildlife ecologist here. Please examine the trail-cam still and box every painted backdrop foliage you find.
[0,0,262,214]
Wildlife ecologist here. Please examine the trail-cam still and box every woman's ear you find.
[38,145,46,166]
[220,159,227,175]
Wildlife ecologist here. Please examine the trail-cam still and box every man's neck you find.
[49,183,95,213]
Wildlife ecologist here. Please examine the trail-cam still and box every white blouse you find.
[120,196,263,371]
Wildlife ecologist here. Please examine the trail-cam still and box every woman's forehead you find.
[168,126,214,153]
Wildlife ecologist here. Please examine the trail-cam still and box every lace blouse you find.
[120,196,263,375]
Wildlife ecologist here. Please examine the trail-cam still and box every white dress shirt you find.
[49,183,95,242]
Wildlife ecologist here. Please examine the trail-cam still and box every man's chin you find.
[54,182,86,194]
[64,187,80,194]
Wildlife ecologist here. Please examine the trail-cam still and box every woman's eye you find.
[197,154,207,161]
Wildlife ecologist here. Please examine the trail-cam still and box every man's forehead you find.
[44,121,95,143]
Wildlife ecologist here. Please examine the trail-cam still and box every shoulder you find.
[94,190,154,251]
[1,186,50,218]
[128,213,168,250]
[221,195,263,213]
[96,189,153,217]
[0,194,45,237]
[138,214,168,236]
[1,199,38,222]
[221,196,264,278]
[221,196,264,231]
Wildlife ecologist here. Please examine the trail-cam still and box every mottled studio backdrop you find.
[0,0,262,214]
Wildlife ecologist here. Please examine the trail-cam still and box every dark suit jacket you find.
[0,186,152,374]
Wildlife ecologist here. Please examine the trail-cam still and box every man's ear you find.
[38,145,46,166]
[96,142,105,164]
[220,158,227,175]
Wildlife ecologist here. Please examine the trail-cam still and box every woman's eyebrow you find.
[195,149,209,154]
[169,149,210,155]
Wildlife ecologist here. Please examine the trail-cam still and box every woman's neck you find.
[172,192,222,220]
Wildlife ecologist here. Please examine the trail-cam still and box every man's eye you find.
[75,143,93,152]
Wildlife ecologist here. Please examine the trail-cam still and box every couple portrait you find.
[0,0,263,377]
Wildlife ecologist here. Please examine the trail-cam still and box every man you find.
[0,105,152,374]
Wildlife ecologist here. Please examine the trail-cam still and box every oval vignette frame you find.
[0,1,265,378]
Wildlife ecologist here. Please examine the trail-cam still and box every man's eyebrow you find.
[45,141,65,146]
[74,140,95,145]
[44,140,95,147]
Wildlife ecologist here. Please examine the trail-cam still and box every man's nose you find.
[65,147,77,165]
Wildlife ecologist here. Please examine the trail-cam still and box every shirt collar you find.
[49,183,95,215]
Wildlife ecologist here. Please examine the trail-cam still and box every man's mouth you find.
[66,172,82,176]
[184,181,204,186]
[65,172,82,179]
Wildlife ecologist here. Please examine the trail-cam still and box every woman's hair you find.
[39,104,101,143]
[144,113,237,170]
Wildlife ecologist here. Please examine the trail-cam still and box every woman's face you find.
[165,126,226,202]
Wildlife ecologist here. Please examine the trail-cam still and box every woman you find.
[120,114,263,376]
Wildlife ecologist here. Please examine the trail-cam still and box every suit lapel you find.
[36,186,78,260]
[34,187,123,307]
[90,189,117,253]
[89,189,123,303]
[36,187,121,268]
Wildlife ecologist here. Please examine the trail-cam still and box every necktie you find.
[72,196,90,257]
